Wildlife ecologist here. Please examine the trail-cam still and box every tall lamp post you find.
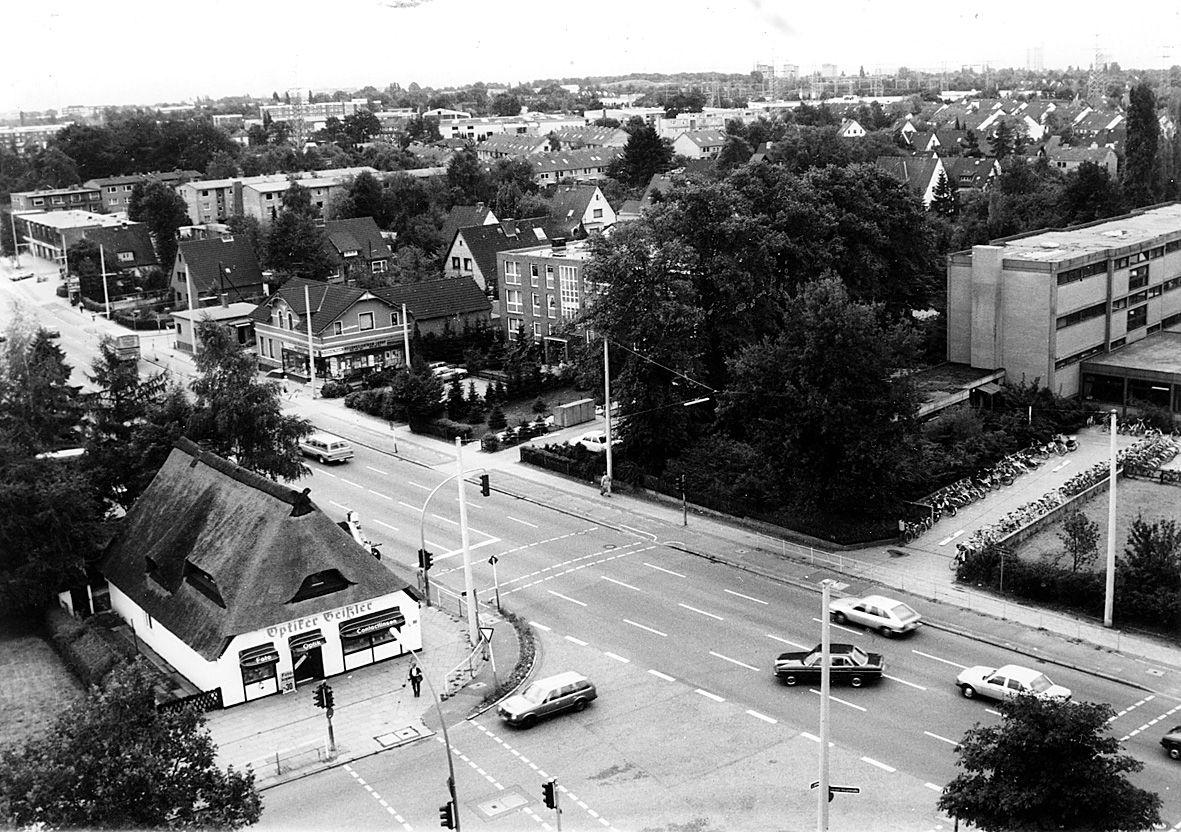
[417,461,488,619]
[1103,409,1118,627]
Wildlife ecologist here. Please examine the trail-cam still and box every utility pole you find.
[304,283,316,398]
[680,473,687,526]
[99,244,111,319]
[402,302,411,367]
[456,437,478,645]
[602,337,613,495]
[1104,409,1117,627]
[817,580,832,832]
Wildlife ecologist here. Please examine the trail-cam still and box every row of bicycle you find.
[1086,412,1181,438]
[954,435,1181,559]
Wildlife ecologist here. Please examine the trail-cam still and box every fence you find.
[157,686,223,714]
[244,740,330,780]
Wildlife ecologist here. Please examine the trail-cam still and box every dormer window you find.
[289,569,352,602]
[183,560,225,608]
[145,556,167,589]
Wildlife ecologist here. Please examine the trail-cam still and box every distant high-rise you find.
[1026,46,1044,72]
[821,63,839,79]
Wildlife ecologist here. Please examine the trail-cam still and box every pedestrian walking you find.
[599,473,612,497]
[897,517,907,545]
[408,665,423,697]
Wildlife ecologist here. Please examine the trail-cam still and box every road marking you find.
[809,689,867,712]
[1119,701,1181,742]
[548,590,586,607]
[643,562,685,578]
[709,650,760,672]
[435,537,501,562]
[1052,459,1073,473]
[648,669,675,681]
[924,782,943,793]
[860,756,896,773]
[1107,695,1155,723]
[746,709,777,724]
[565,635,589,646]
[985,708,1002,716]
[508,516,539,528]
[343,764,413,831]
[340,477,363,489]
[318,470,338,478]
[620,523,657,540]
[529,621,551,631]
[432,513,459,525]
[397,501,420,512]
[407,481,431,491]
[624,619,667,637]
[724,588,769,605]
[329,500,349,511]
[366,465,388,475]
[912,649,968,670]
[604,652,630,664]
[368,490,392,500]
[924,731,958,746]
[601,575,643,592]
[938,529,964,546]
[679,603,723,621]
[766,633,809,649]
[812,617,858,635]
[695,688,725,703]
[373,519,399,532]
[884,674,927,691]
[799,732,833,747]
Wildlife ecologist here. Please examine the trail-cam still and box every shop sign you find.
[341,614,403,638]
[239,648,280,668]
[266,600,377,639]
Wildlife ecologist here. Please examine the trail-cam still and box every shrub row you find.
[410,418,473,442]
[319,379,350,399]
[44,607,135,689]
[344,388,391,418]
[475,608,537,713]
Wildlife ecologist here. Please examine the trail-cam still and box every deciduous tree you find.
[1124,82,1161,207]
[128,179,189,273]
[1057,508,1100,572]
[264,184,336,280]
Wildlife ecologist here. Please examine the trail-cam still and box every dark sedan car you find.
[774,643,884,688]
[1162,726,1181,760]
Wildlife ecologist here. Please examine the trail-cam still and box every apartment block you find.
[496,239,603,339]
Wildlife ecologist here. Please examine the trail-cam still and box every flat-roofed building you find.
[10,186,103,214]
[496,238,603,339]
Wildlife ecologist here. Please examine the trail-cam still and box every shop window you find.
[289,569,351,602]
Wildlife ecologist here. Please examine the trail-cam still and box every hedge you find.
[410,418,473,442]
[44,607,136,689]
[319,379,350,399]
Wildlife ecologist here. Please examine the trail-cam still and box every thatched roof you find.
[101,438,413,660]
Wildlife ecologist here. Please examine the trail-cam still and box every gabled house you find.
[320,217,394,285]
[475,133,551,160]
[941,157,1001,192]
[907,131,939,153]
[837,118,866,138]
[373,277,492,337]
[932,129,968,156]
[101,438,420,707]
[547,183,615,236]
[441,217,552,293]
[82,223,159,278]
[1037,139,1119,178]
[672,129,727,159]
[171,235,265,309]
[438,203,498,257]
[531,148,621,185]
[873,155,947,207]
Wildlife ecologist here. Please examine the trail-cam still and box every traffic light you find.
[322,683,334,709]
[438,801,455,829]
[313,683,326,709]
[479,473,490,497]
[418,548,433,571]
[541,778,557,809]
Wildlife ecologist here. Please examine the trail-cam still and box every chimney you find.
[551,237,567,256]
[220,293,229,308]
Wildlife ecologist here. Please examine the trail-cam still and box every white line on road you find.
[724,588,769,605]
[397,501,420,512]
[812,617,858,635]
[746,709,777,724]
[329,500,350,511]
[679,603,723,621]
[809,689,867,712]
[508,516,539,528]
[766,633,809,649]
[368,490,392,500]
[709,651,760,672]
[604,652,630,664]
[373,519,399,532]
[884,674,927,691]
[912,649,968,670]
[565,635,588,646]
[624,619,667,637]
[799,732,834,747]
[529,621,551,631]
[407,481,431,491]
[1052,459,1073,473]
[601,575,643,592]
[317,470,338,478]
[860,756,896,773]
[643,562,685,578]
[620,524,657,540]
[647,669,675,681]
[548,590,587,607]
[695,689,725,703]
[938,529,964,546]
[432,513,459,525]
[340,477,363,489]
[924,731,958,746]
[924,782,943,793]
[435,537,500,562]
[366,466,389,476]
[985,708,1002,716]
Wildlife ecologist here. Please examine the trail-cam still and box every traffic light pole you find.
[417,464,488,609]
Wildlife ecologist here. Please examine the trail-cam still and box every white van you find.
[299,432,354,464]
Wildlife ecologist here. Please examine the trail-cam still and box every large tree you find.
[607,125,674,188]
[188,319,312,481]
[1059,160,1125,224]
[1124,82,1161,207]
[939,695,1161,832]
[264,183,336,280]
[0,321,84,452]
[128,179,189,272]
[0,661,261,829]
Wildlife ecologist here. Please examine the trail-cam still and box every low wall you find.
[999,468,1121,549]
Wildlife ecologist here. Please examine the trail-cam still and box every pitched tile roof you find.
[439,204,495,254]
[373,277,491,321]
[547,183,600,233]
[101,438,413,661]
[176,236,264,301]
[531,147,621,175]
[874,155,943,196]
[941,157,998,189]
[82,223,159,269]
[453,217,552,279]
[251,278,385,335]
[321,217,392,261]
[679,129,728,147]
[84,170,202,188]
[549,126,630,148]
[476,134,551,155]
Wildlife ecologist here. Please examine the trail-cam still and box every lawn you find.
[1016,477,1181,568]
[465,384,591,434]
[0,618,82,747]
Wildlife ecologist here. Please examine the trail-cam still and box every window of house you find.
[531,292,540,312]
[51,196,63,205]
[592,208,603,218]
[333,321,343,336]
[1056,302,1107,330]
[1163,277,1181,293]
[31,198,43,206]
[358,312,374,331]
[1128,290,1148,306]
[117,251,135,263]
[1149,246,1164,259]
[371,259,387,272]
[1112,297,1128,311]
[452,256,460,269]
[286,313,294,329]
[1148,285,1163,298]
[390,311,400,327]
[508,317,523,332]
[504,261,521,284]
[533,321,542,336]
[1127,305,1148,331]
[505,289,523,314]
[1166,240,1181,253]
[1128,265,1149,289]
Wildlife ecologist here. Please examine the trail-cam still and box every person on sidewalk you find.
[600,473,612,497]
[408,665,422,697]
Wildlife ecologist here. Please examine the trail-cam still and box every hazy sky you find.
[4,0,1178,112]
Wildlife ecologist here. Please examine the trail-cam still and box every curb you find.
[466,619,541,721]
[252,728,436,792]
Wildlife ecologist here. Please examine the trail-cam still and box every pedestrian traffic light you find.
[480,473,490,497]
[418,548,433,571]
[541,778,557,809]
[313,683,326,709]
[438,801,455,829]
[322,683,334,709]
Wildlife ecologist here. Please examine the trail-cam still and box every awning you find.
[339,608,405,639]
[238,644,280,667]
[288,630,327,654]
[977,382,1002,395]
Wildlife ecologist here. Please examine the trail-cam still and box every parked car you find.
[1161,726,1181,760]
[298,432,354,464]
[955,664,1071,702]
[829,594,922,637]
[8,272,34,281]
[573,430,620,453]
[42,328,61,339]
[774,643,884,688]
[429,362,467,383]
[498,671,597,728]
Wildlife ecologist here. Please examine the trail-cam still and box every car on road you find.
[8,272,34,281]
[774,643,884,688]
[298,432,354,464]
[428,362,467,383]
[498,671,597,727]
[955,663,1071,702]
[829,594,921,637]
[1161,726,1181,760]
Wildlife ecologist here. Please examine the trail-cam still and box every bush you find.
[475,609,537,712]
[531,397,548,414]
[488,406,507,431]
[319,379,350,398]
[343,388,390,417]
[410,418,473,442]
[481,432,501,453]
[44,608,135,689]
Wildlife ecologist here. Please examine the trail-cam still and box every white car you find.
[829,594,921,636]
[574,430,620,453]
[956,663,1072,702]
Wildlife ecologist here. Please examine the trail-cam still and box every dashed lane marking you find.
[809,689,867,712]
[746,709,777,724]
[679,602,723,621]
[317,470,337,478]
[340,477,363,489]
[985,708,1002,717]
[499,545,655,593]
[643,562,685,578]
[709,650,760,672]
[861,756,896,773]
[695,688,725,703]
[924,731,958,746]
[397,501,419,512]
[601,575,643,592]
[373,519,399,532]
[912,649,968,670]
[565,635,589,646]
[548,589,587,607]
[343,765,413,832]
[529,621,551,631]
[366,465,388,475]
[648,669,676,682]
[724,588,769,605]
[407,481,431,491]
[508,516,539,528]
[766,633,810,649]
[884,674,927,691]
[329,500,349,511]
[623,619,667,637]
[369,489,392,500]
[1120,701,1181,742]
[604,652,630,664]
[924,782,943,793]
[438,737,549,829]
[431,513,459,525]
[1108,695,1155,724]
[812,617,859,635]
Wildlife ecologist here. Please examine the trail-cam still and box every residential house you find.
[171,235,266,309]
[171,302,259,354]
[496,238,602,339]
[441,217,552,294]
[13,210,128,271]
[320,217,393,284]
[177,167,378,226]
[837,118,867,138]
[1038,138,1119,178]
[475,133,552,160]
[616,199,643,222]
[82,223,159,278]
[531,148,621,186]
[84,171,201,214]
[101,438,420,708]
[874,156,947,207]
[10,186,103,214]
[932,129,969,155]
[547,183,615,236]
[373,277,492,338]
[0,123,71,155]
[907,131,939,153]
[549,126,629,149]
[655,113,727,139]
[748,141,774,164]
[672,130,727,160]
[438,204,498,257]
[941,157,1000,192]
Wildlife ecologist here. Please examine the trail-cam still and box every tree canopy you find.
[607,125,674,188]
[128,179,189,272]
[1124,82,1161,207]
